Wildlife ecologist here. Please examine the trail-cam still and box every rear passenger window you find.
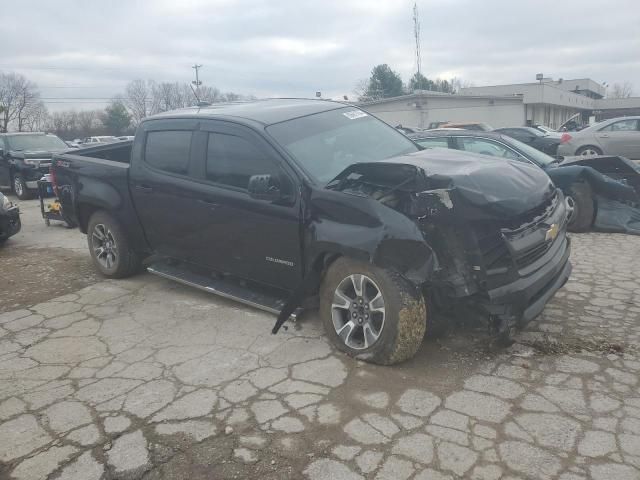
[145,131,192,174]
[206,133,276,189]
[600,119,639,132]
[416,137,449,149]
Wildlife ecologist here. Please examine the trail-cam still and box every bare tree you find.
[0,72,41,132]
[77,110,99,137]
[124,79,153,125]
[19,101,48,132]
[353,78,372,102]
[197,85,222,103]
[610,82,634,98]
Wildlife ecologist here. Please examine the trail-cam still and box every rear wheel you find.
[320,257,426,365]
[87,211,140,278]
[576,145,602,157]
[13,174,33,200]
[566,182,595,232]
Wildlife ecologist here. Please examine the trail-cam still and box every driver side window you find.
[457,137,523,160]
[206,132,282,191]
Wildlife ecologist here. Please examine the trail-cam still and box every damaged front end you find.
[317,150,572,334]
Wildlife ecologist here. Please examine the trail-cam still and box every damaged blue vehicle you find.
[409,130,640,234]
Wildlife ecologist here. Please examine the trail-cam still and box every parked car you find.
[0,191,21,244]
[440,122,493,131]
[531,124,561,137]
[0,132,70,199]
[494,127,561,155]
[81,136,119,144]
[557,116,640,159]
[409,130,640,234]
[52,99,571,364]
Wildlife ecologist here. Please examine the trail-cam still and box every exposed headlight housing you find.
[1,194,12,211]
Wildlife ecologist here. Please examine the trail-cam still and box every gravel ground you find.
[1,195,640,480]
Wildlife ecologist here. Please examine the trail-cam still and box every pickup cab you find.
[0,132,70,199]
[52,99,572,364]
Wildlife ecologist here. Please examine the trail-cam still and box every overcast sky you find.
[2,0,639,111]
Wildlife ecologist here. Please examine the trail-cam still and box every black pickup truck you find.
[0,132,70,199]
[52,99,572,364]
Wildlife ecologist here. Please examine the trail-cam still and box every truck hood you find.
[9,149,67,159]
[328,148,555,218]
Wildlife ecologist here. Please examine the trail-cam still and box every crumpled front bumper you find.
[0,206,21,241]
[466,190,573,329]
[480,235,572,326]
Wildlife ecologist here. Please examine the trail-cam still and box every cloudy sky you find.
[2,0,639,110]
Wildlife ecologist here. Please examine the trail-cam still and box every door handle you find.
[197,199,221,210]
[135,184,153,193]
[600,134,610,138]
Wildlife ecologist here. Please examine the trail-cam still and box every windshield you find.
[267,108,419,184]
[6,134,68,151]
[505,136,556,166]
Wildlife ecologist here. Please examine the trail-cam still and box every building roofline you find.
[359,92,524,106]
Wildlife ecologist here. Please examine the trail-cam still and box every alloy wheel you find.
[580,148,600,156]
[13,177,23,197]
[92,224,118,269]
[565,195,576,223]
[331,274,385,350]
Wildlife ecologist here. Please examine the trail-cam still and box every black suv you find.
[0,132,70,199]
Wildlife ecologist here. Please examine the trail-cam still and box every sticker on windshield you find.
[342,110,368,120]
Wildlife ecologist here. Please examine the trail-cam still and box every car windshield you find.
[5,134,68,151]
[504,136,556,166]
[267,107,419,184]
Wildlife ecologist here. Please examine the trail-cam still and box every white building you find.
[359,78,640,130]
[460,79,601,129]
[360,92,526,129]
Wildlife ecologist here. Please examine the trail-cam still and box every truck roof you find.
[146,98,349,126]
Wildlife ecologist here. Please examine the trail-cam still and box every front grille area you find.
[476,190,561,272]
[515,241,551,269]
[476,229,510,270]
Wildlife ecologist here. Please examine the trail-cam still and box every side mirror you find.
[248,174,282,201]
[0,148,4,156]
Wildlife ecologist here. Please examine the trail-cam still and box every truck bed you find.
[52,140,148,252]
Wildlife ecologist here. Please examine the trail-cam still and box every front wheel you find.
[320,258,426,365]
[566,182,595,232]
[87,211,140,278]
[13,174,33,200]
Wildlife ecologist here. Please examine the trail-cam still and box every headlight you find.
[1,194,11,211]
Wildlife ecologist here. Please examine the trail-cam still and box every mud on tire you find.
[320,257,427,365]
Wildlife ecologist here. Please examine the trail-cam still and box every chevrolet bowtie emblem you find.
[545,223,559,242]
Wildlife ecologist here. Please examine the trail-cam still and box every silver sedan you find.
[557,116,640,159]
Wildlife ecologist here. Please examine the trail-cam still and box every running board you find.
[147,261,298,318]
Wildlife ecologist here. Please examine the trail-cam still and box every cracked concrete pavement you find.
[1,199,640,479]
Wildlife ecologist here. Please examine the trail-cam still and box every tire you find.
[576,145,602,157]
[566,182,595,232]
[87,210,140,278]
[320,257,426,365]
[13,174,33,200]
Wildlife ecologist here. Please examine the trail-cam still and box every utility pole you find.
[191,64,203,91]
[413,2,422,77]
